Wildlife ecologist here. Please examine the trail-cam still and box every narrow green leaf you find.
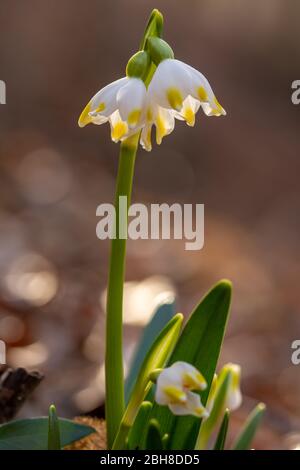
[214,410,230,450]
[127,313,183,419]
[48,405,61,450]
[112,313,183,449]
[145,419,163,450]
[127,401,153,450]
[147,280,232,450]
[232,403,266,450]
[125,297,176,403]
[0,417,95,450]
[196,370,231,449]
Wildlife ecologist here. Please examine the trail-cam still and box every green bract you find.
[126,51,151,80]
[147,37,174,65]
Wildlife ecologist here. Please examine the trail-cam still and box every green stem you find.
[105,8,163,449]
[105,134,139,449]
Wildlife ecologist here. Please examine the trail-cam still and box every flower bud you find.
[147,37,174,66]
[222,363,242,411]
[126,50,151,80]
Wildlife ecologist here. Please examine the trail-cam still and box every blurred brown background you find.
[0,0,300,449]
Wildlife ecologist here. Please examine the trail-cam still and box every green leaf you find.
[125,297,176,403]
[48,405,61,450]
[0,417,95,450]
[145,419,163,450]
[147,280,232,450]
[196,370,231,449]
[232,403,266,450]
[214,410,230,450]
[127,401,153,450]
[112,313,183,449]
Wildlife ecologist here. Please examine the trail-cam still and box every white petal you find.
[148,59,192,110]
[156,362,183,388]
[90,77,128,115]
[117,78,146,127]
[175,96,200,127]
[225,363,242,411]
[109,110,129,143]
[155,362,207,408]
[155,384,187,406]
[153,106,175,145]
[140,122,153,152]
[171,361,207,391]
[78,77,128,127]
[169,391,208,418]
[227,389,242,411]
[185,63,226,116]
[168,403,192,416]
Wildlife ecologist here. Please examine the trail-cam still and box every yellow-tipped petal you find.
[166,87,183,110]
[197,86,208,102]
[145,128,152,151]
[212,97,226,116]
[163,385,187,404]
[127,108,141,127]
[183,107,196,127]
[194,405,209,418]
[141,124,153,152]
[111,120,128,142]
[183,371,207,391]
[155,113,167,145]
[94,102,106,113]
[146,107,153,122]
[78,102,92,128]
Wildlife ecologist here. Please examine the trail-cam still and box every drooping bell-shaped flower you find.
[78,76,147,142]
[155,361,209,418]
[79,32,226,152]
[140,57,226,151]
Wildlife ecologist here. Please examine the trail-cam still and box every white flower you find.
[79,59,226,151]
[224,363,242,411]
[207,364,242,414]
[140,58,226,151]
[155,361,209,418]
[78,76,147,142]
